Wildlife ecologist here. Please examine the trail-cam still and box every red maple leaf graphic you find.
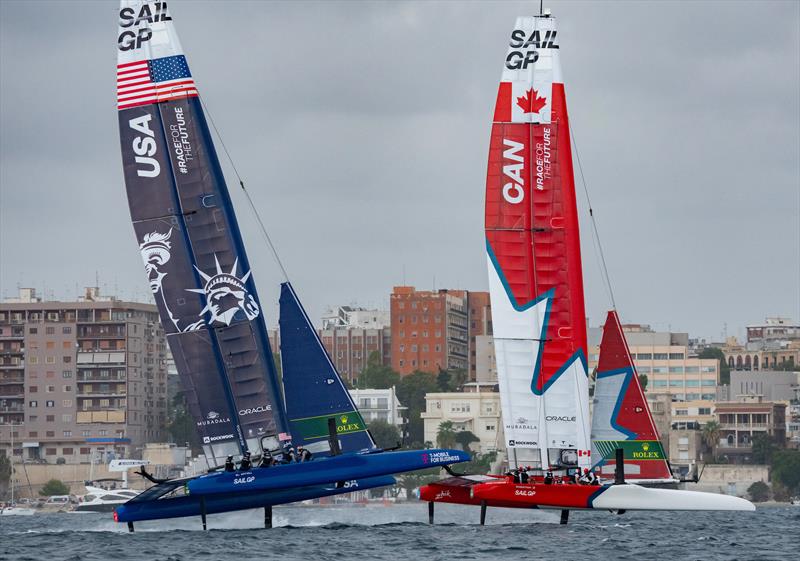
[516,88,547,114]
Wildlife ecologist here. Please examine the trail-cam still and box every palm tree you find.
[436,421,457,449]
[702,420,721,458]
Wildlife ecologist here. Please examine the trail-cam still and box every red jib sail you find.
[590,311,674,481]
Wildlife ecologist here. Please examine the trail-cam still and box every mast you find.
[116,1,289,466]
[485,14,590,470]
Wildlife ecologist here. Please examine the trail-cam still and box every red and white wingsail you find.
[591,311,676,482]
[485,15,590,470]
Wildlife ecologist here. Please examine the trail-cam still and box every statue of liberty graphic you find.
[187,256,260,326]
[139,229,203,332]
[139,229,259,329]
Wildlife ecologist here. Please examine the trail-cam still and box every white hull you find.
[1,507,36,516]
[592,484,755,511]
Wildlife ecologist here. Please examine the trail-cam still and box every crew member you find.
[224,455,235,472]
[283,445,297,463]
[297,445,313,462]
[239,451,252,471]
[519,467,529,484]
[544,470,554,485]
[572,469,582,485]
[586,469,598,485]
[259,452,272,468]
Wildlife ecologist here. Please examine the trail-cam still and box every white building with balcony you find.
[422,391,501,454]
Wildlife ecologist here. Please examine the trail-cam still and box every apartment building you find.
[348,387,406,427]
[319,306,391,385]
[0,288,168,464]
[715,397,787,463]
[390,287,469,376]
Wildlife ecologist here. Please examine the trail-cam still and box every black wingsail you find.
[116,1,288,466]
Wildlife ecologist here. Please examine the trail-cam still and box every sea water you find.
[1,503,797,561]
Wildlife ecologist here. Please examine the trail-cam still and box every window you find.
[637,353,652,360]
[653,367,668,374]
[399,360,404,367]
[29,327,38,334]
[686,393,700,401]
[62,414,72,423]
[411,345,417,352]
[685,379,700,387]
[81,430,90,437]
[46,356,55,364]
[652,380,667,388]
[669,353,685,360]
[422,344,429,352]
[399,344,405,352]
[99,430,108,436]
[45,448,57,456]
[46,415,55,422]
[62,447,73,454]
[29,385,38,393]
[701,393,715,400]
[46,431,55,437]
[29,431,38,437]
[698,408,711,415]
[685,366,699,373]
[47,385,55,393]
[29,357,38,365]
[62,371,72,378]
[669,380,683,387]
[63,399,73,407]
[669,367,683,373]
[29,400,38,407]
[637,366,651,374]
[79,447,90,455]
[435,345,441,352]
[359,398,371,409]
[46,400,55,407]
[653,353,668,360]
[62,327,72,334]
[45,326,55,335]
[675,409,688,416]
[701,380,716,386]
[63,356,71,363]
[700,366,716,373]
[63,431,72,438]
[486,425,495,431]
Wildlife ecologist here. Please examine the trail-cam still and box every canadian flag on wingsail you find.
[494,80,553,124]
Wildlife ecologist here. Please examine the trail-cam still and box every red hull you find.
[420,477,604,510]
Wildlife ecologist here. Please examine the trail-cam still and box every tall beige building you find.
[0,288,168,464]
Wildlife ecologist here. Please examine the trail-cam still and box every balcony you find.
[77,373,126,382]
[719,423,770,430]
[0,404,24,413]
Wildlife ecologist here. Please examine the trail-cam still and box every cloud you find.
[1,0,798,339]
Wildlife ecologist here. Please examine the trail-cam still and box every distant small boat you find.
[0,505,35,516]
[791,497,800,506]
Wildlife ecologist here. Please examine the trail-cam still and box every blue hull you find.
[187,449,469,496]
[115,475,395,523]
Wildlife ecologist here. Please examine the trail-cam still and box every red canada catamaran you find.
[419,9,753,523]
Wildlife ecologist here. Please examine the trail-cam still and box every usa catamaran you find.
[114,0,467,530]
[419,10,754,523]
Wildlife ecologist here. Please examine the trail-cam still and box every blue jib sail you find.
[279,283,376,456]
[117,1,288,467]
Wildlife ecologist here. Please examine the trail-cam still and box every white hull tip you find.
[593,484,756,512]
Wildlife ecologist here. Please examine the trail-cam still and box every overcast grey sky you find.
[1,0,798,341]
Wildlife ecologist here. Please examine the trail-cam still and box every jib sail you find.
[485,14,590,470]
[116,0,288,466]
[279,283,376,456]
[591,311,674,481]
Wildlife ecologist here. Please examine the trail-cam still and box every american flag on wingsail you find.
[117,55,197,110]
